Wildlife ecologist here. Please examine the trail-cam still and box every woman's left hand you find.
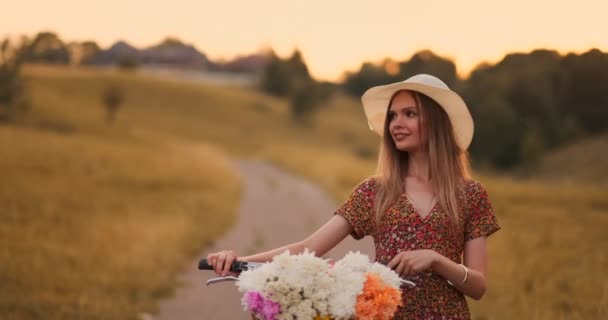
[387,249,439,277]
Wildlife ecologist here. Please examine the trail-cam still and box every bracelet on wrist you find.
[447,263,468,286]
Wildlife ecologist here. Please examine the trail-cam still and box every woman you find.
[207,74,500,319]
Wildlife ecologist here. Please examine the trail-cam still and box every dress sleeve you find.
[464,181,501,241]
[334,178,377,240]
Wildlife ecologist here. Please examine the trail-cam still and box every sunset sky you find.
[3,0,607,81]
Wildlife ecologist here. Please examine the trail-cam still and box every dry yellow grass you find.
[531,132,608,185]
[471,176,608,319]
[4,65,607,319]
[0,125,240,319]
[20,65,378,157]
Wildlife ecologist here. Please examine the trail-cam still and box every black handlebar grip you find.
[198,258,213,270]
[198,258,243,273]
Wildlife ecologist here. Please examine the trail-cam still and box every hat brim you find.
[361,81,474,150]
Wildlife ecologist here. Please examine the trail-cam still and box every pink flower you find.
[244,291,281,320]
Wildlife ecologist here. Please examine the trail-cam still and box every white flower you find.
[327,268,364,319]
[332,251,370,273]
[237,261,275,292]
[236,250,401,320]
[369,262,402,288]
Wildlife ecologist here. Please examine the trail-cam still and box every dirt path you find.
[153,160,374,319]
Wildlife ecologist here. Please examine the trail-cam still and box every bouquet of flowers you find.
[236,250,403,320]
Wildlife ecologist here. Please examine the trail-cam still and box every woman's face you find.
[387,91,424,152]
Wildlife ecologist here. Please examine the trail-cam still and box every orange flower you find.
[355,274,403,320]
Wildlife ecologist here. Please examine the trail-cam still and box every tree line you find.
[2,31,607,169]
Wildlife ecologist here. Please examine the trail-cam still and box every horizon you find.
[8,30,605,82]
[4,0,608,81]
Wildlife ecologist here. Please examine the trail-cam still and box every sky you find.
[3,0,608,81]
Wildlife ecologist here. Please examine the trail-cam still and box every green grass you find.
[3,64,607,319]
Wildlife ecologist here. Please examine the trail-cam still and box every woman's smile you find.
[392,132,410,141]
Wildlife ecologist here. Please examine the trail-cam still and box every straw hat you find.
[361,74,474,149]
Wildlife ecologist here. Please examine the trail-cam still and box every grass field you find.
[1,64,606,319]
[0,123,241,318]
[530,132,608,186]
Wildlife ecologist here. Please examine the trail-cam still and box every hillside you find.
[20,64,380,197]
[531,132,608,185]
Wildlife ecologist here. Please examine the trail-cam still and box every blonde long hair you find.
[373,90,471,223]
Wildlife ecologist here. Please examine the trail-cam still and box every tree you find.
[23,31,70,64]
[343,50,459,97]
[283,49,323,122]
[117,56,139,71]
[560,49,608,134]
[343,62,392,96]
[520,120,546,166]
[289,79,325,123]
[285,50,311,79]
[289,84,315,122]
[466,92,524,168]
[102,86,124,124]
[0,37,29,122]
[258,49,329,123]
[67,40,100,65]
[462,49,568,168]
[259,51,291,97]
[398,50,459,88]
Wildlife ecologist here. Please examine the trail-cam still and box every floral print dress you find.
[334,178,500,320]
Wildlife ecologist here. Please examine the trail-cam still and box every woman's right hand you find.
[206,250,239,276]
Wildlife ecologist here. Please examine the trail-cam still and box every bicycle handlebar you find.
[198,258,260,273]
[199,258,415,287]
